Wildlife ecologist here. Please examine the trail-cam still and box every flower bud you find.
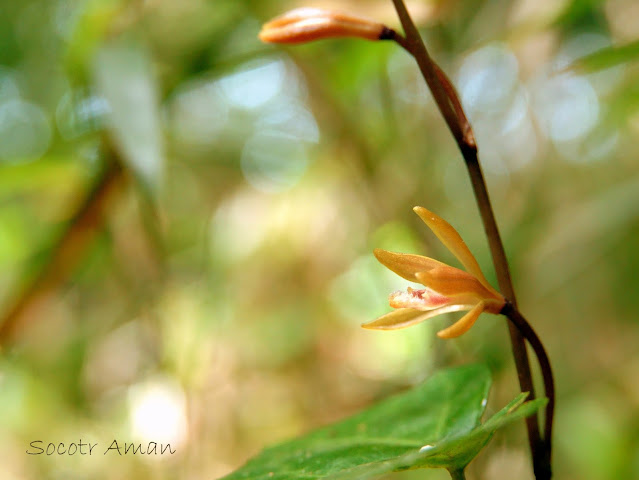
[259,8,389,44]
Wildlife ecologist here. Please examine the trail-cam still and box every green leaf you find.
[93,40,165,197]
[563,40,639,74]
[220,365,546,480]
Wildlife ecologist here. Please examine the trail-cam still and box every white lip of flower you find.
[389,287,450,310]
[362,207,505,339]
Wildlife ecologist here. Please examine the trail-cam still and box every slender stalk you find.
[463,155,542,461]
[387,0,548,477]
[502,301,555,479]
[448,468,467,480]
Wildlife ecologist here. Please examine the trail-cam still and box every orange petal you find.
[436,301,485,339]
[373,248,446,283]
[362,305,474,330]
[415,266,500,301]
[259,8,386,44]
[413,207,499,296]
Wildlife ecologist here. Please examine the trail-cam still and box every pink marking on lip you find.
[389,287,451,310]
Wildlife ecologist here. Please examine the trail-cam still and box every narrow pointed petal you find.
[373,248,445,282]
[415,266,500,301]
[413,207,499,295]
[362,305,473,330]
[436,301,485,339]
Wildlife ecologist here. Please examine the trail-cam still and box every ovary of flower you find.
[259,8,388,44]
[362,207,505,338]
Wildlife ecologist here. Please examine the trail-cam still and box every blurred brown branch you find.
[0,151,125,346]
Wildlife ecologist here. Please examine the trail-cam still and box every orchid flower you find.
[362,207,505,338]
[259,8,390,44]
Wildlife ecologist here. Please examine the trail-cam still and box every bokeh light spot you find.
[219,58,286,110]
[241,132,309,193]
[128,378,188,449]
[0,100,51,162]
[532,74,599,143]
[168,78,229,148]
[458,44,519,116]
[256,99,319,143]
[56,90,109,139]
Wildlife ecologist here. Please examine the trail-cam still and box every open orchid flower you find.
[362,207,505,338]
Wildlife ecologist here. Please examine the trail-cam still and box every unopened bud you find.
[259,7,391,44]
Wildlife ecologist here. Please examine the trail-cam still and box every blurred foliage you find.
[566,38,639,72]
[0,0,638,480]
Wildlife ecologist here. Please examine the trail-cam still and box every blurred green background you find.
[1,0,638,479]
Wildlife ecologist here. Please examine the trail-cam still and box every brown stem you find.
[502,301,555,480]
[463,155,541,457]
[387,0,547,476]
[388,30,475,148]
